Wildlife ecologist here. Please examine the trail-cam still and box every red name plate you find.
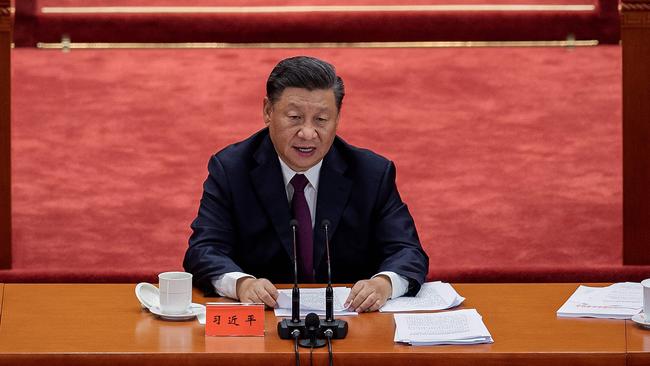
[205,303,265,337]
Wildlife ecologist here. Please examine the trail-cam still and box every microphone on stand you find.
[323,219,334,322]
[278,219,306,339]
[319,219,348,339]
[289,219,300,324]
[299,313,326,348]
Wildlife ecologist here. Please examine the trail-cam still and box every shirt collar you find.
[278,157,322,191]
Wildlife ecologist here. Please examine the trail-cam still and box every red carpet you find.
[2,46,637,284]
[13,0,619,46]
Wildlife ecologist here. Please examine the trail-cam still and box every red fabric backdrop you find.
[2,46,634,283]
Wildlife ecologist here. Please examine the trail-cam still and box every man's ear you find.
[263,97,272,127]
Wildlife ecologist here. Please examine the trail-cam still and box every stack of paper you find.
[381,281,465,312]
[394,309,493,346]
[275,287,357,317]
[557,282,642,319]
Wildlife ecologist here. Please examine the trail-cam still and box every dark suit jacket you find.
[183,128,429,295]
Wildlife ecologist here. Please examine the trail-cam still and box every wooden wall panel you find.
[621,0,650,264]
[0,0,10,269]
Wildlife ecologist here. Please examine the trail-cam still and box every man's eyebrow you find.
[286,102,331,112]
[285,102,302,109]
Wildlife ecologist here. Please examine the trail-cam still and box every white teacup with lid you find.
[158,271,193,315]
[642,279,650,320]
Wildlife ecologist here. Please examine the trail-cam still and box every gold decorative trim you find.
[0,3,11,32]
[36,40,599,49]
[621,0,650,28]
[621,2,650,10]
[41,4,595,14]
[0,6,11,16]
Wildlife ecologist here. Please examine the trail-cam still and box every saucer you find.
[135,282,160,309]
[632,313,650,329]
[149,303,206,321]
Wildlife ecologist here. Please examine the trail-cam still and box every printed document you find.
[381,281,465,312]
[394,309,493,346]
[275,287,357,317]
[557,282,642,319]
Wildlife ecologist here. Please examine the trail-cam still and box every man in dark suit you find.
[184,56,428,312]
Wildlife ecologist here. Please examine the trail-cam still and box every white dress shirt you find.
[212,157,409,301]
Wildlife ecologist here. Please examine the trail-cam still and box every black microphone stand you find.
[299,313,326,348]
[278,220,306,339]
[319,220,348,339]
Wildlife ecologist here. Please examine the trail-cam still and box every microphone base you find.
[299,338,326,348]
[320,319,348,339]
[277,319,305,339]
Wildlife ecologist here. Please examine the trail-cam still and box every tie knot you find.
[290,174,309,191]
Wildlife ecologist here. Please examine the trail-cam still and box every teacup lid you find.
[135,282,160,309]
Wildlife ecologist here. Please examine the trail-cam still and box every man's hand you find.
[236,277,279,308]
[344,275,392,312]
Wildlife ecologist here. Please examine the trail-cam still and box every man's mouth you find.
[294,146,316,154]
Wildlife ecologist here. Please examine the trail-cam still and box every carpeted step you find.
[13,0,620,46]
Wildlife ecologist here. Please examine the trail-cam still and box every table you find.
[0,283,629,366]
[627,315,650,366]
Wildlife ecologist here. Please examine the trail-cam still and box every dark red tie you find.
[290,174,313,282]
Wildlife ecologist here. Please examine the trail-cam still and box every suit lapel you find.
[250,135,294,260]
[313,142,353,271]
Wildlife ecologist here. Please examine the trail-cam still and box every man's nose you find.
[297,122,317,139]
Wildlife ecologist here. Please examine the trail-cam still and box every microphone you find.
[322,219,334,322]
[290,219,300,324]
[277,219,306,339]
[299,313,326,348]
[319,219,348,339]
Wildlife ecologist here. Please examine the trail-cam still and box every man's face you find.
[264,87,339,172]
